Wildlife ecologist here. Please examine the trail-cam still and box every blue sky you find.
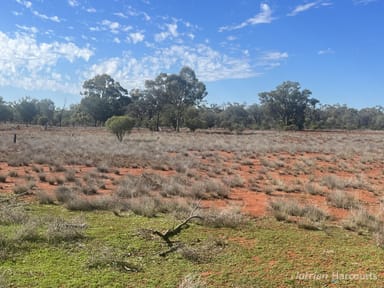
[0,0,383,108]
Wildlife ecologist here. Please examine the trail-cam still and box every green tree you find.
[0,97,13,122]
[219,103,249,132]
[37,99,55,125]
[81,74,131,125]
[184,106,206,132]
[259,81,316,130]
[14,97,38,125]
[165,67,207,132]
[144,73,168,131]
[105,115,135,142]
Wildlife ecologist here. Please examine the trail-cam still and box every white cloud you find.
[353,0,377,4]
[288,2,318,16]
[15,0,32,8]
[101,20,121,34]
[16,25,38,34]
[68,0,79,7]
[288,1,333,16]
[128,32,145,44]
[318,48,335,55]
[32,10,61,22]
[113,37,121,44]
[84,44,260,90]
[258,51,289,69]
[15,0,61,23]
[114,12,128,19]
[86,7,96,13]
[0,32,93,93]
[167,23,178,37]
[219,3,273,32]
[154,22,179,42]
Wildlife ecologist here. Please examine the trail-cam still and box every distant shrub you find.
[0,174,6,183]
[305,182,325,196]
[178,274,206,288]
[190,180,230,199]
[343,207,380,232]
[199,208,246,228]
[126,196,160,217]
[46,216,86,243]
[270,199,328,223]
[13,185,29,195]
[321,175,346,190]
[36,190,56,204]
[116,175,153,198]
[14,219,41,242]
[327,190,359,209]
[55,186,75,203]
[0,204,28,225]
[105,115,135,142]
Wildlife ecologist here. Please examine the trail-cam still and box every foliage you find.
[105,115,135,142]
[80,74,131,125]
[2,75,384,130]
[259,81,317,130]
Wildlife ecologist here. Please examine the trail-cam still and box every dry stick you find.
[151,215,203,247]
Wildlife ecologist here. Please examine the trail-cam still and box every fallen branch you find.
[151,215,203,247]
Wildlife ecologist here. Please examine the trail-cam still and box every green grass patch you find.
[0,204,383,287]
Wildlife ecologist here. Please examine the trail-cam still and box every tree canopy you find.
[80,74,131,125]
[259,81,317,130]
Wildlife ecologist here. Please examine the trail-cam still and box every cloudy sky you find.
[0,0,383,108]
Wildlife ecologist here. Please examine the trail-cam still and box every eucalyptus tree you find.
[80,74,131,125]
[259,81,317,130]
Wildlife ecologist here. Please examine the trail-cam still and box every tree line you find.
[1,66,384,131]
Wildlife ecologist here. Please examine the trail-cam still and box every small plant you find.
[200,208,246,228]
[105,115,135,142]
[343,207,380,232]
[321,175,346,190]
[0,174,6,183]
[47,176,56,185]
[0,204,28,225]
[375,225,384,248]
[56,177,65,185]
[46,216,87,243]
[178,274,206,288]
[327,190,359,209]
[13,185,29,195]
[269,199,328,223]
[127,196,161,217]
[64,169,76,182]
[87,246,140,272]
[36,190,56,204]
[8,171,18,177]
[55,186,75,203]
[39,173,47,182]
[305,182,325,196]
[224,175,245,188]
[14,219,41,242]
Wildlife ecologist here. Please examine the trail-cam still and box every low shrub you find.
[46,216,87,243]
[178,274,206,288]
[343,207,380,232]
[0,204,28,225]
[54,186,75,203]
[270,199,328,223]
[126,196,161,217]
[327,190,359,209]
[0,174,6,183]
[36,190,56,204]
[199,208,246,228]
